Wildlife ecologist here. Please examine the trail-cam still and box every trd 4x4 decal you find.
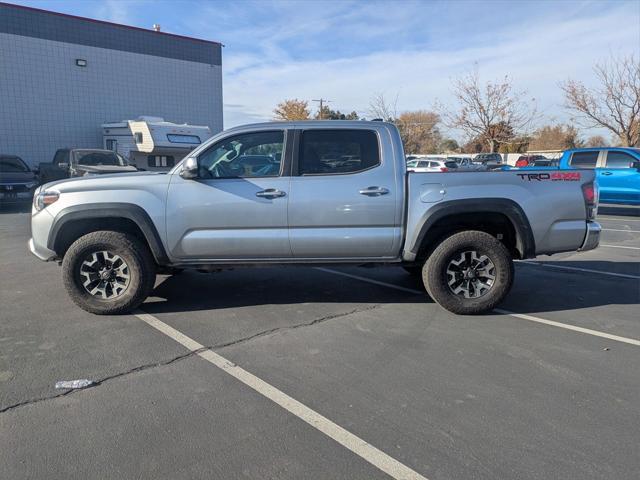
[517,172,581,181]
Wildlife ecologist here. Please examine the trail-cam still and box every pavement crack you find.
[1,304,383,414]
[212,303,384,350]
[0,348,206,415]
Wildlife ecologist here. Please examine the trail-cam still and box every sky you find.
[7,0,640,141]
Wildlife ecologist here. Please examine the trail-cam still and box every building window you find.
[135,132,143,144]
[167,134,201,144]
[148,155,175,168]
[106,139,117,151]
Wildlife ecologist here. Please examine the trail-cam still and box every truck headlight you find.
[34,191,59,211]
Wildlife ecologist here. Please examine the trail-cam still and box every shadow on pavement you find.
[502,260,640,314]
[144,267,430,315]
[142,261,639,317]
[598,204,640,217]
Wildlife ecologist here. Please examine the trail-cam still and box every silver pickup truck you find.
[29,121,601,315]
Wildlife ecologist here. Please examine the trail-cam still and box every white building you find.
[0,3,223,167]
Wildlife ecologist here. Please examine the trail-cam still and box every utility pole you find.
[312,98,331,119]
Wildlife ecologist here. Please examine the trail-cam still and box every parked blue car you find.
[506,147,640,205]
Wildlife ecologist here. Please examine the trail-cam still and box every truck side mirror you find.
[632,160,640,171]
[58,162,68,170]
[180,157,198,179]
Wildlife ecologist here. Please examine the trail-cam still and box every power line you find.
[312,98,331,119]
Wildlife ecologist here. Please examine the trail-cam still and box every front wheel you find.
[423,230,514,315]
[62,231,156,315]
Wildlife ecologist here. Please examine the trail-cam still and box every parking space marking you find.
[520,261,640,280]
[602,228,640,233]
[494,309,640,346]
[133,310,429,480]
[598,216,640,222]
[601,244,640,250]
[315,267,424,294]
[317,268,640,347]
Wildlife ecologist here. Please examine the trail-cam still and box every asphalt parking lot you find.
[1,203,639,480]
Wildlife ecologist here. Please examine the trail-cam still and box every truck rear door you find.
[287,127,402,258]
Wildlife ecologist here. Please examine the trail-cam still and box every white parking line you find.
[315,267,423,294]
[133,310,429,480]
[601,244,640,250]
[493,309,640,346]
[520,261,640,280]
[598,216,640,222]
[602,228,640,233]
[317,268,640,347]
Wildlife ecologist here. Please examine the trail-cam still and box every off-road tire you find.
[423,230,514,315]
[62,231,156,315]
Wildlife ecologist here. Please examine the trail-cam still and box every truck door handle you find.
[359,186,389,196]
[601,171,613,176]
[255,188,286,199]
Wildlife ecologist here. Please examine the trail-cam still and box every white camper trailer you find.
[102,116,213,171]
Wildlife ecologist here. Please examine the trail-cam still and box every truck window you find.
[569,151,598,168]
[198,130,284,178]
[299,129,380,175]
[605,151,635,169]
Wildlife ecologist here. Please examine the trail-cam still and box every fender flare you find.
[409,198,536,259]
[48,203,169,264]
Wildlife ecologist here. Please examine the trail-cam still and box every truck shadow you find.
[598,205,640,217]
[143,262,639,317]
[498,260,640,315]
[144,266,430,315]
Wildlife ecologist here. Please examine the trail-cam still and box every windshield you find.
[0,156,29,172]
[75,151,126,166]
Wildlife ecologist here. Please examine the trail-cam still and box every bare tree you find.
[442,69,537,152]
[396,110,442,154]
[561,55,640,147]
[273,99,310,121]
[368,92,398,121]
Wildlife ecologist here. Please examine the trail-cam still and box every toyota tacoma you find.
[29,121,601,315]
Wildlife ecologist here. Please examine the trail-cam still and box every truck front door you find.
[598,150,640,204]
[166,129,292,260]
[287,128,401,259]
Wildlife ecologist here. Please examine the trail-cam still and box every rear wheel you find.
[423,230,513,315]
[62,231,156,315]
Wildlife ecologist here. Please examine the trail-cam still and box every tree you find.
[397,110,442,154]
[273,99,310,121]
[314,106,359,120]
[528,124,582,151]
[439,138,460,152]
[442,69,537,152]
[368,92,398,122]
[585,135,609,147]
[561,55,640,147]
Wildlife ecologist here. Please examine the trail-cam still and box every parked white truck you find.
[29,121,601,315]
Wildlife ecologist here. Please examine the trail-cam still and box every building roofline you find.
[0,1,223,46]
